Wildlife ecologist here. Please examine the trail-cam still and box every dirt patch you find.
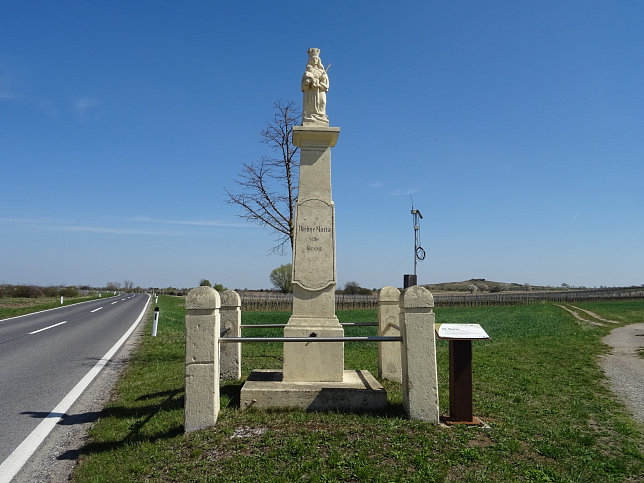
[568,305,619,324]
[556,304,605,326]
[599,323,644,425]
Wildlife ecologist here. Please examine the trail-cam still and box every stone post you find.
[219,290,241,380]
[400,285,439,422]
[378,286,402,383]
[283,125,344,382]
[185,286,220,432]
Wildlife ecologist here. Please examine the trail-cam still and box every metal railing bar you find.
[239,322,378,329]
[219,336,402,343]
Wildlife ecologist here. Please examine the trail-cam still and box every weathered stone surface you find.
[220,289,241,307]
[185,314,218,364]
[292,126,340,148]
[292,199,335,291]
[402,284,434,309]
[293,127,339,203]
[220,290,241,380]
[378,286,402,383]
[186,285,221,311]
[185,286,220,432]
[291,285,337,318]
[185,363,219,432]
[400,286,439,422]
[241,370,386,411]
[283,324,344,382]
[284,124,343,383]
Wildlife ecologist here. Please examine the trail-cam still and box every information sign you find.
[435,323,490,340]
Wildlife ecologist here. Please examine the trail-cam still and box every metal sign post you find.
[435,323,490,425]
[404,205,426,288]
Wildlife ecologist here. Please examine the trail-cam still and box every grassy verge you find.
[0,293,116,320]
[73,297,643,481]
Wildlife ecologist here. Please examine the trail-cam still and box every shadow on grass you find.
[221,381,243,409]
[219,379,406,418]
[33,388,186,461]
[23,381,408,463]
[58,426,184,462]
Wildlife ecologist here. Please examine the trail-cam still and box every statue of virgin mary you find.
[301,48,329,126]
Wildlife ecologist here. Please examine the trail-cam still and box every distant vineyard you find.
[239,288,644,311]
[432,288,644,307]
[240,293,376,311]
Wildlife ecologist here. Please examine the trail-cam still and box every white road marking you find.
[0,295,150,483]
[0,296,119,324]
[90,307,103,313]
[111,301,118,305]
[28,321,67,335]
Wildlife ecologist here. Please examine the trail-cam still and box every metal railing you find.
[219,336,401,343]
[239,322,377,329]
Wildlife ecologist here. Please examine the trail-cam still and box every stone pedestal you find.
[219,290,241,380]
[283,125,344,382]
[184,286,220,432]
[240,124,386,411]
[240,370,386,411]
[378,286,402,382]
[400,286,439,423]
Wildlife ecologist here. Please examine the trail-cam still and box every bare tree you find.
[226,101,300,254]
[106,281,122,291]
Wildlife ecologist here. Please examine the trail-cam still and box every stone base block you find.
[283,323,344,382]
[240,369,387,412]
[185,363,219,432]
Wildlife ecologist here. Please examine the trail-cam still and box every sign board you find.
[292,198,336,291]
[435,323,490,340]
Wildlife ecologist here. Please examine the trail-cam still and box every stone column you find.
[283,125,344,382]
[378,286,402,382]
[400,285,439,423]
[185,286,220,432]
[220,290,241,380]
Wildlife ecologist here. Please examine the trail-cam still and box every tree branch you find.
[225,101,301,254]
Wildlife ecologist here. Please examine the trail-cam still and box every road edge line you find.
[0,294,151,483]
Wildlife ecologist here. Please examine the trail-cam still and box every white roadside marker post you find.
[152,307,160,336]
[60,296,64,305]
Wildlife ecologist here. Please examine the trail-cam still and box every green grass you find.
[0,293,115,320]
[73,297,644,481]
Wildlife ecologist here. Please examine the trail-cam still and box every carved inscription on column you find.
[292,199,335,291]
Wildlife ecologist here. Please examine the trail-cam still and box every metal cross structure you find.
[411,206,426,279]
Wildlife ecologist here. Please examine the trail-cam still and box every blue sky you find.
[1,1,643,290]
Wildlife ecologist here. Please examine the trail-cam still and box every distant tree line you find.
[0,284,81,298]
[199,279,227,292]
[337,281,374,295]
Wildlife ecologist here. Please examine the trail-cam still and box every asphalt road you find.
[0,294,150,472]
